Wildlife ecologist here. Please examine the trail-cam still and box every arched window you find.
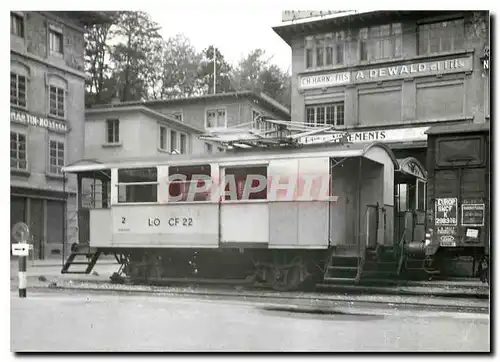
[10,60,30,108]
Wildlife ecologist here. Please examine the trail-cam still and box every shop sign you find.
[10,109,68,133]
[299,72,351,89]
[299,126,429,145]
[299,55,473,89]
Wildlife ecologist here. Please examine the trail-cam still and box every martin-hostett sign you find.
[299,126,429,145]
[11,110,68,133]
[299,55,473,90]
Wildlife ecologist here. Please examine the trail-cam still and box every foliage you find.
[83,12,291,109]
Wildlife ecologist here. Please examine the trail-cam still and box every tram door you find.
[394,158,427,246]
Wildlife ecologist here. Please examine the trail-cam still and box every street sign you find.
[12,243,30,256]
[12,222,31,244]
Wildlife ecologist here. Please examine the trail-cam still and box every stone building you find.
[84,91,291,160]
[10,11,110,259]
[273,10,490,167]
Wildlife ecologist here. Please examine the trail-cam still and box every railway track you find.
[30,277,489,315]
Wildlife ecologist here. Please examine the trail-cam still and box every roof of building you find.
[85,105,205,134]
[89,91,291,120]
[49,11,117,26]
[425,122,490,136]
[272,10,457,46]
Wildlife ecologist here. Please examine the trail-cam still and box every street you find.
[11,288,490,352]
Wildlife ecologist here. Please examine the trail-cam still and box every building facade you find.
[85,91,291,159]
[84,105,207,161]
[273,10,490,167]
[10,11,110,259]
[273,11,489,276]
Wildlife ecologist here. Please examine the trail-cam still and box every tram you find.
[60,119,487,289]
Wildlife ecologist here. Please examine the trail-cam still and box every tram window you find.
[396,184,407,212]
[436,137,483,166]
[81,178,110,209]
[224,166,267,201]
[168,164,211,202]
[117,167,158,203]
[416,179,426,211]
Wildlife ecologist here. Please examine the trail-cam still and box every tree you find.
[109,11,163,102]
[259,64,291,109]
[159,34,203,98]
[231,48,291,109]
[197,45,234,95]
[84,13,118,106]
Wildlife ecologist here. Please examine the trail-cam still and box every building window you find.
[49,140,64,175]
[180,133,187,154]
[173,112,183,122]
[305,32,345,69]
[170,130,178,152]
[11,13,24,38]
[305,103,344,126]
[10,132,27,171]
[10,72,26,108]
[205,143,213,154]
[117,168,158,203]
[49,28,63,54]
[418,19,465,55]
[206,109,226,128]
[106,119,119,144]
[159,125,167,150]
[359,23,402,61]
[49,85,65,118]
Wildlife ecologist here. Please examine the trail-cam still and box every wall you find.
[147,96,288,131]
[289,12,488,129]
[10,11,88,259]
[85,110,204,161]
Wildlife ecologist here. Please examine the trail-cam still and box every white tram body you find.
[63,139,405,289]
[65,142,397,253]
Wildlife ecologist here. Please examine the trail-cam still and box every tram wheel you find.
[269,265,302,292]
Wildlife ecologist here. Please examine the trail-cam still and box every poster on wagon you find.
[435,197,458,226]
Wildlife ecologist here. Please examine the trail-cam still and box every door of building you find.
[11,195,27,257]
[29,198,45,260]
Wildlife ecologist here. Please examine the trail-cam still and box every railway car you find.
[61,121,437,290]
[61,120,491,288]
[414,122,490,283]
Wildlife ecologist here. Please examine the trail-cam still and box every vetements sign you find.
[435,198,458,226]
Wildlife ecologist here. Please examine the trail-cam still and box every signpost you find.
[11,222,32,298]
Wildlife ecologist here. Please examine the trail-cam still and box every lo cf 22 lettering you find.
[168,217,193,227]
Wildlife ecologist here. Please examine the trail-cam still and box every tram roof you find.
[63,141,399,173]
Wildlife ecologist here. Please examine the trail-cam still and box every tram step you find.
[323,277,357,283]
[61,251,101,274]
[327,266,358,270]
